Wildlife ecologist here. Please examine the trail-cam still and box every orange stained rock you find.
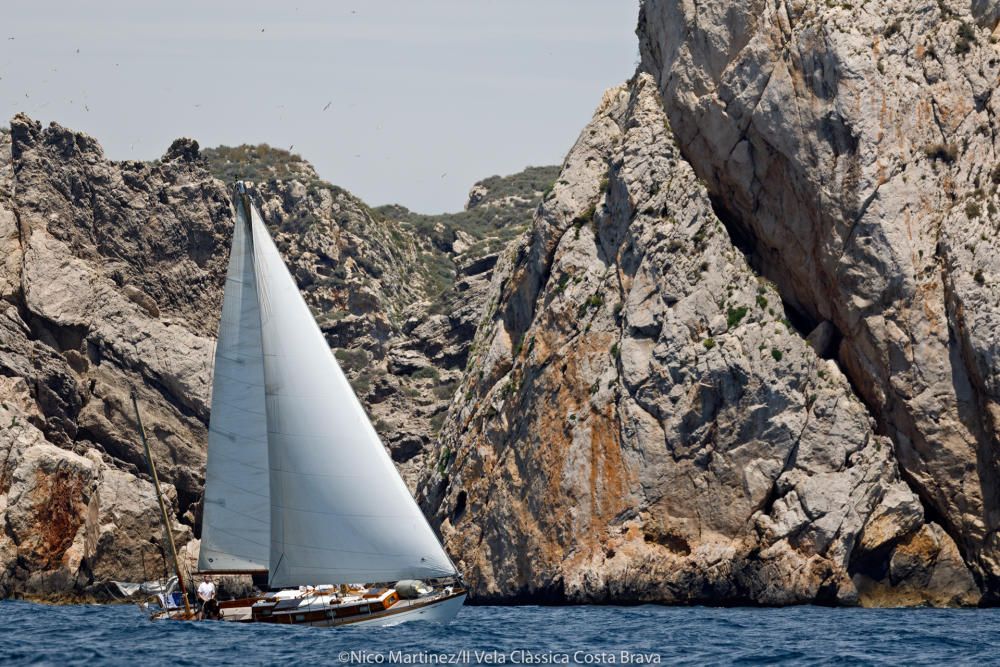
[27,468,86,570]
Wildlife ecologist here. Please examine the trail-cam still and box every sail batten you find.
[198,194,271,573]
[246,202,456,587]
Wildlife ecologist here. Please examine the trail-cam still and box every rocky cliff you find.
[0,116,549,598]
[0,119,222,598]
[638,0,1000,601]
[2,0,999,608]
[418,0,1000,606]
[419,73,980,606]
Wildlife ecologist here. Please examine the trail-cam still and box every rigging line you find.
[269,552,286,582]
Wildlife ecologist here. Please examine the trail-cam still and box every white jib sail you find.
[198,195,271,573]
[248,203,456,587]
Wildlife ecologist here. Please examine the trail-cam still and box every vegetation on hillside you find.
[472,166,561,206]
[201,143,557,305]
[203,144,331,191]
[375,165,559,260]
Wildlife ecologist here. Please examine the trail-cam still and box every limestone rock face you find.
[4,0,997,607]
[7,114,228,517]
[0,116,232,597]
[420,74,975,605]
[638,0,1000,598]
[200,145,550,490]
[0,377,191,599]
[855,522,982,607]
[0,119,543,598]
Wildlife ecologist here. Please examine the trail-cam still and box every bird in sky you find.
[323,101,332,111]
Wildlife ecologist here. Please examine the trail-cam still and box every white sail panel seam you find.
[200,525,270,550]
[203,478,271,499]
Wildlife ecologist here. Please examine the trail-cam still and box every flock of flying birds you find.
[4,12,455,181]
[3,24,343,117]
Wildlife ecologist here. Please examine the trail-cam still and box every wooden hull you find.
[215,588,465,628]
[348,591,466,627]
[152,588,466,628]
[275,591,467,628]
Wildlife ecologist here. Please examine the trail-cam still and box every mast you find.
[130,386,193,619]
[198,182,456,589]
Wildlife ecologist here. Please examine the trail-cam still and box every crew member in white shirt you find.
[196,575,217,619]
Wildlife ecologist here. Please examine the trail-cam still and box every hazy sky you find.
[1,1,640,212]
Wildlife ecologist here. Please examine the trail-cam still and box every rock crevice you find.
[0,117,551,599]
[639,0,1000,599]
[419,73,980,606]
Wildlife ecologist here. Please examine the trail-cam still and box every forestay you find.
[247,203,456,587]
[198,194,271,573]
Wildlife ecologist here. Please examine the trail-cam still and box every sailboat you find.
[150,182,465,626]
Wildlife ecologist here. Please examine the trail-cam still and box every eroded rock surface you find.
[202,145,546,489]
[3,0,998,607]
[420,75,978,605]
[0,375,191,599]
[639,0,1000,598]
[0,119,544,598]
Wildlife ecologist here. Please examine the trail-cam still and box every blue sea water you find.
[0,601,998,666]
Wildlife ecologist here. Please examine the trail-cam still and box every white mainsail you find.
[244,198,456,588]
[198,194,271,573]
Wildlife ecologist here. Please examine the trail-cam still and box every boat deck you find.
[210,586,466,627]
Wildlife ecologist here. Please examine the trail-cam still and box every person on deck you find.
[196,575,217,620]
